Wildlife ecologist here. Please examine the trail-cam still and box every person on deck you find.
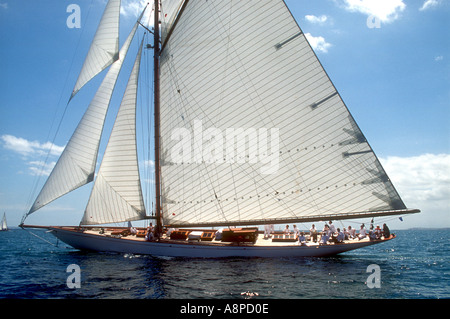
[358,224,367,240]
[374,225,382,239]
[320,231,329,245]
[348,226,356,239]
[328,221,336,233]
[264,224,271,239]
[298,232,306,245]
[336,228,344,243]
[310,224,318,242]
[145,223,155,241]
[330,228,344,244]
[293,225,300,236]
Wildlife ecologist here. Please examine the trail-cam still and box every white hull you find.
[48,227,392,258]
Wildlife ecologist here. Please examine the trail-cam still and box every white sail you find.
[28,16,144,216]
[159,0,407,227]
[160,0,186,44]
[1,213,7,231]
[70,0,121,99]
[82,41,145,225]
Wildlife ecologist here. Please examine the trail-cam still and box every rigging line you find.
[137,32,151,212]
[144,33,155,218]
[141,32,153,215]
[21,227,59,248]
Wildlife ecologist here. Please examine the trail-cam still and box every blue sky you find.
[0,0,449,229]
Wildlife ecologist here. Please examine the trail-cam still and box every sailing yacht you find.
[1,213,7,231]
[21,0,419,258]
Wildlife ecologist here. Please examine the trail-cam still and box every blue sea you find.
[0,228,448,301]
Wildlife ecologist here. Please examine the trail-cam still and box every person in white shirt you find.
[328,221,336,233]
[348,226,356,239]
[343,227,349,240]
[283,225,290,234]
[293,225,300,236]
[264,224,271,239]
[358,224,367,240]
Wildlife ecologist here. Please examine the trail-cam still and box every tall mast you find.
[153,0,162,237]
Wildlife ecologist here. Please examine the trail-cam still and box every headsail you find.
[70,0,121,100]
[159,0,415,227]
[81,40,146,225]
[27,12,145,216]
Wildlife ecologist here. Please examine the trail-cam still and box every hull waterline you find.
[45,226,393,258]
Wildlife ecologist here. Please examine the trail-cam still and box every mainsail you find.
[82,40,146,225]
[159,0,411,227]
[70,0,121,100]
[27,11,145,216]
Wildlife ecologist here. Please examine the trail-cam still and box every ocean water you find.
[0,228,448,300]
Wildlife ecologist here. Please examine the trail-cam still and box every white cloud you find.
[420,0,440,11]
[434,55,444,62]
[1,135,64,176]
[337,0,406,23]
[305,15,328,24]
[144,159,155,167]
[380,154,450,227]
[28,161,57,177]
[120,0,149,18]
[305,33,332,53]
[1,134,64,157]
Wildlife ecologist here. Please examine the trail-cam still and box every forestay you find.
[159,0,408,227]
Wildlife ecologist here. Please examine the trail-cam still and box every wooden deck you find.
[79,227,381,248]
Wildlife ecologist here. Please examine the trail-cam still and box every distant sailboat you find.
[1,213,7,231]
[21,0,419,257]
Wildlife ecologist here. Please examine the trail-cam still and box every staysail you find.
[27,12,145,216]
[70,0,121,100]
[81,40,146,225]
[159,0,413,227]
